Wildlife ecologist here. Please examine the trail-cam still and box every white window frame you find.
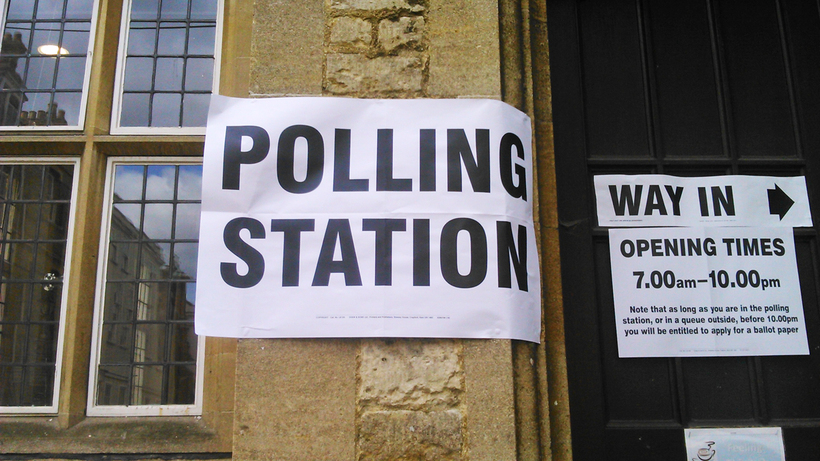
[110,0,224,135]
[0,157,81,414]
[87,156,205,417]
[0,0,101,131]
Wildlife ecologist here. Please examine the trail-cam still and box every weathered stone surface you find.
[233,339,357,460]
[358,339,462,409]
[250,0,323,95]
[330,0,425,12]
[326,53,425,94]
[378,16,425,52]
[427,0,501,97]
[330,16,372,47]
[358,410,463,461]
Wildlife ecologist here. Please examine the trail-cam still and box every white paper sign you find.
[195,96,541,342]
[609,227,808,357]
[685,427,785,461]
[595,175,812,227]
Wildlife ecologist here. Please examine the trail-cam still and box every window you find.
[0,0,98,129]
[0,160,78,413]
[88,159,203,416]
[111,0,222,134]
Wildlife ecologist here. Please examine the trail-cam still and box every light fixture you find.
[37,44,69,56]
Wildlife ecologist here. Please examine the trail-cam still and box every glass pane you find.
[106,242,139,280]
[31,24,63,55]
[38,204,70,240]
[160,0,188,19]
[6,0,36,20]
[0,282,32,321]
[123,57,154,91]
[187,24,215,55]
[44,166,74,200]
[65,0,94,20]
[120,93,150,127]
[168,281,194,320]
[111,204,142,238]
[18,92,53,125]
[172,242,197,279]
[17,166,44,199]
[157,22,185,55]
[155,57,183,91]
[55,56,86,90]
[127,23,157,55]
[30,284,62,322]
[151,93,181,127]
[173,204,199,240]
[131,365,162,404]
[142,204,173,240]
[141,242,171,279]
[181,93,209,127]
[96,365,130,405]
[169,324,196,361]
[103,281,136,322]
[135,282,170,320]
[100,323,134,364]
[131,0,160,20]
[134,323,166,361]
[167,364,195,404]
[5,243,37,278]
[145,165,176,200]
[25,57,57,89]
[1,26,31,55]
[27,324,58,363]
[36,0,67,20]
[114,165,145,201]
[62,23,90,54]
[184,58,212,91]
[51,92,81,125]
[0,365,55,406]
[190,0,217,20]
[184,282,195,306]
[13,203,43,239]
[176,165,202,200]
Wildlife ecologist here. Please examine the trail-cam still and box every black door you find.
[548,0,820,459]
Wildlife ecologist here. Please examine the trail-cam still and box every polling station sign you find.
[194,96,541,342]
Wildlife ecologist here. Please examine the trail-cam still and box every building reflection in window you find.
[0,0,94,127]
[96,163,201,406]
[118,0,218,128]
[0,164,74,407]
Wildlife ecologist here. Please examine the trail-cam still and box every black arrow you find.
[768,184,794,220]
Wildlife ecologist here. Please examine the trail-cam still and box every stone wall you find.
[323,2,467,459]
[233,1,521,460]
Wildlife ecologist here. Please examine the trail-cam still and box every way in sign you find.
[608,184,735,217]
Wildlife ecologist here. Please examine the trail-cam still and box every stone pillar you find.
[232,1,521,460]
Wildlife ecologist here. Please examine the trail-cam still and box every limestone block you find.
[330,16,372,47]
[379,16,425,52]
[330,0,425,12]
[358,339,462,409]
[325,53,425,94]
[358,410,463,461]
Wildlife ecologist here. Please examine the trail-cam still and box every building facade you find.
[0,0,818,460]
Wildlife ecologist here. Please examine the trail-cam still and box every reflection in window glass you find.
[0,164,74,407]
[0,0,94,127]
[118,0,218,129]
[95,163,202,407]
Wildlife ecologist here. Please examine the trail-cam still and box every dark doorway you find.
[548,0,820,459]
